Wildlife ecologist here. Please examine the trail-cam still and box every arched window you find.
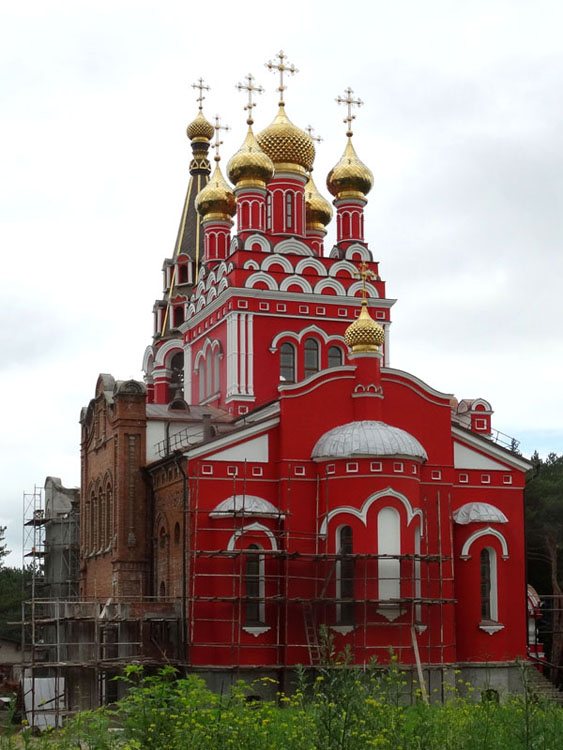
[480,547,498,621]
[106,484,113,548]
[205,350,213,397]
[99,488,106,550]
[174,522,180,547]
[198,360,205,402]
[159,526,167,550]
[178,264,188,284]
[173,306,184,327]
[245,544,264,625]
[286,192,293,229]
[328,346,343,368]
[280,343,296,383]
[336,526,355,625]
[304,338,319,379]
[378,507,401,602]
[213,350,221,394]
[159,581,166,600]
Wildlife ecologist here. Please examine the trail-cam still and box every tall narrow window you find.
[170,351,184,401]
[336,526,355,625]
[198,360,205,402]
[213,350,221,394]
[280,343,296,383]
[304,338,320,379]
[286,192,293,229]
[328,346,343,368]
[106,484,113,548]
[245,544,264,625]
[266,194,272,230]
[378,507,401,602]
[480,547,498,621]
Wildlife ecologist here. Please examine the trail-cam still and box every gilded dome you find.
[256,106,315,176]
[195,163,236,222]
[327,137,373,201]
[305,174,333,231]
[187,110,215,142]
[344,301,385,353]
[227,126,275,189]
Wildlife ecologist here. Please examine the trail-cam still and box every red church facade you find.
[78,57,532,699]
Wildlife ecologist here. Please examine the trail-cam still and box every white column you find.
[240,313,247,395]
[247,313,254,396]
[184,344,192,404]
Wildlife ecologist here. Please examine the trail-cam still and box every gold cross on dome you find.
[212,115,230,161]
[355,261,376,300]
[336,87,363,136]
[305,125,323,144]
[236,74,264,124]
[265,50,298,105]
[192,77,210,111]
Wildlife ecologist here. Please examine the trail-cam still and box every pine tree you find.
[0,526,8,569]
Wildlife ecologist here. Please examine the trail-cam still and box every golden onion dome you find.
[256,106,315,176]
[195,163,236,222]
[344,301,385,353]
[305,174,333,231]
[227,126,275,189]
[187,110,215,142]
[327,137,373,201]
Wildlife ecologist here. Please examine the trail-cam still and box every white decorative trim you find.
[226,314,239,397]
[142,345,154,374]
[273,238,313,255]
[243,259,261,270]
[245,271,278,291]
[261,253,293,273]
[295,257,327,276]
[330,625,355,635]
[244,234,271,253]
[186,417,279,459]
[154,338,184,367]
[270,325,346,353]
[344,244,372,261]
[193,337,221,370]
[243,626,271,637]
[347,280,379,298]
[451,426,532,472]
[319,487,423,537]
[279,369,356,399]
[184,344,192,403]
[314,278,347,296]
[381,367,453,401]
[328,260,357,278]
[227,522,278,551]
[247,313,254,396]
[377,604,405,622]
[279,275,313,293]
[460,527,509,560]
[479,623,504,635]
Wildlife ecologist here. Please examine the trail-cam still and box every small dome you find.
[210,495,282,518]
[256,106,315,176]
[227,126,275,189]
[327,137,373,201]
[453,503,508,525]
[305,174,333,231]
[195,163,236,221]
[345,301,385,353]
[187,110,215,142]
[312,420,427,461]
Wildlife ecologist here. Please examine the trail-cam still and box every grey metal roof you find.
[210,495,282,518]
[453,502,508,525]
[311,420,427,461]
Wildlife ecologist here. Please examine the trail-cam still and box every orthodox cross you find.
[355,261,376,299]
[305,125,323,144]
[236,74,264,124]
[265,50,298,105]
[212,115,230,162]
[192,77,210,111]
[336,87,363,136]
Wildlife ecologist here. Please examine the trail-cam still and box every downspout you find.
[174,453,190,668]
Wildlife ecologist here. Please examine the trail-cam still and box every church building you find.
[76,53,532,700]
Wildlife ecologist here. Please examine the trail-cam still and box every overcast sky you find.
[1,0,562,565]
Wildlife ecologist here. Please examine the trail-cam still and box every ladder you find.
[302,601,321,666]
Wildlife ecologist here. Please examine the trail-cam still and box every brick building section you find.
[80,375,151,599]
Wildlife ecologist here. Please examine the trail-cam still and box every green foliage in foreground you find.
[5,659,563,750]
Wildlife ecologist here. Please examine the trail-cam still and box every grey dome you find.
[311,420,427,461]
[210,495,282,518]
[453,502,508,525]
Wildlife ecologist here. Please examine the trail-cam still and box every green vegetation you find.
[0,567,27,642]
[4,653,563,749]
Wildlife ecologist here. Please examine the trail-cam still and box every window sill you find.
[330,625,355,635]
[243,626,271,638]
[479,621,504,635]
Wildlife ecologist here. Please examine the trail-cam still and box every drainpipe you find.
[174,454,190,668]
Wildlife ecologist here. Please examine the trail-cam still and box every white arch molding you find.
[244,234,271,253]
[347,280,379,298]
[193,338,222,370]
[314,278,347,296]
[328,260,357,278]
[269,325,346,353]
[154,338,184,367]
[319,487,423,537]
[261,253,294,273]
[245,271,278,291]
[227,522,278,551]
[460,526,509,560]
[295,257,327,276]
[279,276,313,293]
[273,238,314,256]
